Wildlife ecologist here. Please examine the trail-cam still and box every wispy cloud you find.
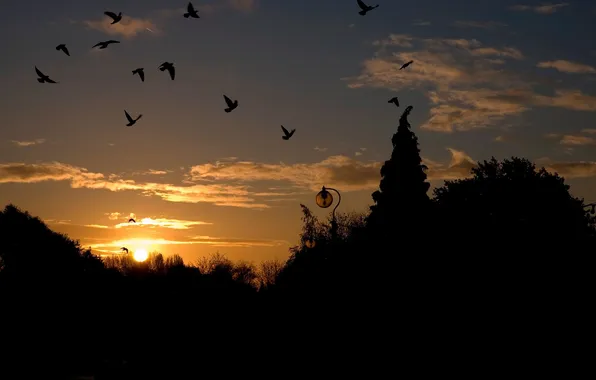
[11,139,45,147]
[537,60,596,74]
[314,146,328,152]
[509,3,569,14]
[90,235,286,254]
[105,212,121,220]
[452,20,508,29]
[84,224,110,229]
[344,34,596,132]
[412,19,431,26]
[560,135,596,146]
[114,217,212,230]
[82,15,160,38]
[354,148,367,157]
[0,162,270,209]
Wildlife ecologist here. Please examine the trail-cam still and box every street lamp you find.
[316,186,342,237]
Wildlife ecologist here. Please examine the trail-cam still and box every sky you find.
[1,0,596,263]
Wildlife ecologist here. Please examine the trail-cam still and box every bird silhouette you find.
[124,110,142,127]
[92,40,120,49]
[184,2,200,18]
[121,247,129,254]
[132,68,145,82]
[400,60,414,70]
[128,218,136,223]
[55,44,70,56]
[281,125,295,140]
[223,95,238,113]
[388,97,400,107]
[104,11,123,24]
[159,62,175,80]
[35,67,58,84]
[357,0,379,15]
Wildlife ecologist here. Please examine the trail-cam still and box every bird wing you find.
[224,95,233,107]
[106,40,120,44]
[35,66,44,77]
[357,0,368,10]
[45,78,57,83]
[188,2,195,12]
[139,71,145,81]
[92,42,103,48]
[289,129,296,136]
[167,66,175,80]
[63,46,70,56]
[104,11,118,20]
[124,110,133,123]
[281,125,290,136]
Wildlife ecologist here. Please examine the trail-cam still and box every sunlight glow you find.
[133,248,149,262]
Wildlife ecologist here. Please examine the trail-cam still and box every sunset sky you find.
[1,0,596,262]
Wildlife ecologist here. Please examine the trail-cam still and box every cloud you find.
[84,224,109,229]
[82,15,160,38]
[314,146,328,152]
[11,139,45,147]
[412,19,431,26]
[509,3,569,14]
[344,34,596,132]
[0,162,270,209]
[452,20,508,29]
[495,135,506,142]
[114,217,212,230]
[581,129,596,134]
[131,169,171,176]
[355,152,363,156]
[537,60,596,74]
[559,135,596,146]
[46,219,108,229]
[189,155,382,192]
[423,148,477,180]
[106,212,121,220]
[90,236,286,254]
[543,161,596,179]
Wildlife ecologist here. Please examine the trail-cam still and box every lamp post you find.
[316,186,342,238]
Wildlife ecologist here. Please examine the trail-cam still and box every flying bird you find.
[158,62,175,80]
[55,44,70,56]
[121,247,129,254]
[357,0,379,16]
[128,218,136,223]
[388,97,400,107]
[124,110,142,127]
[399,60,414,70]
[132,68,145,82]
[281,125,296,140]
[184,2,200,18]
[104,11,123,24]
[35,66,58,83]
[223,95,238,113]
[92,40,120,49]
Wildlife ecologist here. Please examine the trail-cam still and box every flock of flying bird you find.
[34,1,414,141]
[33,1,415,255]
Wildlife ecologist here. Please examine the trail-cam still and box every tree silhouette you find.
[367,106,431,232]
[433,157,596,249]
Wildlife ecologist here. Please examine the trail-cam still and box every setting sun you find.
[133,248,149,262]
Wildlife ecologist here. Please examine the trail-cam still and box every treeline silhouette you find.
[0,107,592,378]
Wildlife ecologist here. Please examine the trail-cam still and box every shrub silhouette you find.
[433,156,596,248]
